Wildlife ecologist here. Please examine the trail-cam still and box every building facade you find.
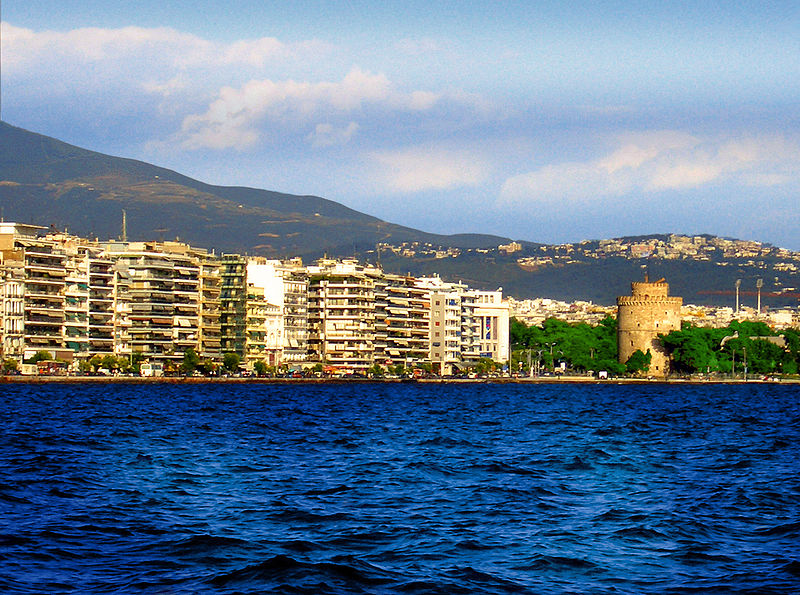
[307,259,377,370]
[0,221,510,374]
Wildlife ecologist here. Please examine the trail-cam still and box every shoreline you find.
[2,375,798,385]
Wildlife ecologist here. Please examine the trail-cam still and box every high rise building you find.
[102,240,205,366]
[306,259,377,370]
[220,256,309,368]
[0,223,72,362]
[0,221,510,375]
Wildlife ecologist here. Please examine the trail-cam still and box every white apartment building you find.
[220,256,309,368]
[419,277,509,374]
[0,221,510,373]
[102,241,204,366]
[307,259,377,370]
[474,289,510,363]
[0,223,73,362]
[244,283,283,366]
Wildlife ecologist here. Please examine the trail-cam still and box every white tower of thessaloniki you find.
[617,278,682,376]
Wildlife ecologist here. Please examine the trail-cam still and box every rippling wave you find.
[2,382,799,593]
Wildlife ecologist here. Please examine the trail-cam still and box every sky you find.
[2,1,800,249]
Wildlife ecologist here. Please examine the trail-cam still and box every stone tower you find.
[617,277,682,376]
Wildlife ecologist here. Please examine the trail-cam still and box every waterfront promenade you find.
[2,374,796,385]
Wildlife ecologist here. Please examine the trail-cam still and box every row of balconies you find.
[25,261,66,275]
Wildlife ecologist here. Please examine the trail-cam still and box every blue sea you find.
[1,382,799,594]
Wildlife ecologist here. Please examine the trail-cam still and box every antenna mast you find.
[756,278,763,316]
[735,279,741,316]
[1,0,3,121]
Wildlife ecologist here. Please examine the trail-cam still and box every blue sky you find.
[3,1,800,249]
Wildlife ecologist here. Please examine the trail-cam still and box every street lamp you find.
[544,342,556,371]
[535,349,545,376]
[743,346,747,382]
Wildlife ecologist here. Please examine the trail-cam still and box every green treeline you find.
[510,316,626,375]
[659,321,799,376]
[511,317,800,376]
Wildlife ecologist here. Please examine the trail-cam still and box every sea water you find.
[1,382,799,594]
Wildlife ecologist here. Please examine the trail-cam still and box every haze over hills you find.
[1,121,799,308]
[0,122,512,256]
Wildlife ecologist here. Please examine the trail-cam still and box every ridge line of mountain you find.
[2,121,798,306]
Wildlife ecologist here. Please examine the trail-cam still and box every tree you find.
[25,350,53,364]
[660,328,717,373]
[181,348,200,374]
[253,360,268,377]
[474,358,497,375]
[368,363,385,378]
[391,363,409,377]
[130,352,146,375]
[88,355,103,372]
[780,328,800,375]
[222,352,241,373]
[510,315,620,374]
[2,358,18,374]
[101,354,121,372]
[625,349,651,374]
[196,358,216,375]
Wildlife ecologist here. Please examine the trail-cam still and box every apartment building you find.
[0,221,510,373]
[418,277,511,374]
[0,223,73,362]
[417,277,472,374]
[244,284,282,365]
[102,240,205,365]
[280,259,310,363]
[474,289,510,363]
[197,253,222,360]
[45,233,117,359]
[307,259,377,370]
[220,254,246,356]
[374,273,430,367]
[220,256,309,368]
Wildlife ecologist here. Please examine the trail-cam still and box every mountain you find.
[0,121,514,256]
[2,122,798,307]
[373,236,800,308]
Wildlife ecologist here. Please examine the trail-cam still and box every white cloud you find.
[178,68,440,150]
[597,131,699,174]
[1,22,310,73]
[369,147,490,193]
[500,131,800,206]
